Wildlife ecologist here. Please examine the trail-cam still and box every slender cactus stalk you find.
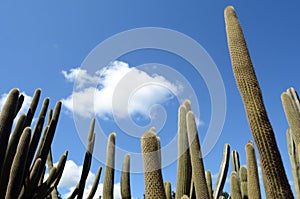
[186,111,209,199]
[224,6,293,198]
[230,171,242,199]
[239,166,248,199]
[103,132,116,199]
[206,170,213,199]
[121,154,131,199]
[245,141,261,199]
[87,166,102,199]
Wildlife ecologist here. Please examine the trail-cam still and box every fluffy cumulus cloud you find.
[58,160,121,199]
[0,91,33,118]
[61,61,182,119]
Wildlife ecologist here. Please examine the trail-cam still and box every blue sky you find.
[1,1,300,198]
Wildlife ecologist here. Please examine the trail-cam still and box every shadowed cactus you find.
[232,150,240,174]
[176,104,192,199]
[186,111,209,199]
[224,5,293,198]
[103,132,116,199]
[214,144,230,199]
[87,166,102,199]
[141,129,166,199]
[245,141,261,199]
[121,154,131,199]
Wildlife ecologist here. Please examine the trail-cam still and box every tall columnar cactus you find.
[232,150,240,174]
[175,104,192,199]
[281,88,300,144]
[121,154,131,199]
[245,141,261,199]
[224,6,293,198]
[186,111,209,199]
[230,171,242,199]
[213,144,230,199]
[0,88,19,177]
[86,166,102,199]
[286,128,300,198]
[205,170,213,199]
[141,129,166,199]
[164,181,172,199]
[103,132,116,199]
[239,166,248,199]
[5,127,31,199]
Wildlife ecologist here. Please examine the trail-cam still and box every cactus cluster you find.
[0,4,299,199]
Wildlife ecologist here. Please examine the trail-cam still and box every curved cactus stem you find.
[214,144,230,199]
[5,127,31,199]
[87,166,102,199]
[224,6,293,198]
[24,88,41,128]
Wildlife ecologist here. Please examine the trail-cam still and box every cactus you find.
[141,129,166,199]
[230,171,242,199]
[245,141,261,199]
[232,150,240,174]
[186,111,209,198]
[206,170,213,199]
[239,166,248,199]
[121,154,131,199]
[224,6,293,198]
[0,88,19,177]
[176,104,192,199]
[181,195,190,199]
[281,88,300,144]
[5,127,31,199]
[87,166,102,199]
[103,132,116,199]
[164,181,172,199]
[214,144,230,199]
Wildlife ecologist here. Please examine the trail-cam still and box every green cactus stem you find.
[224,6,293,198]
[103,132,116,199]
[141,129,166,199]
[206,170,213,199]
[239,166,248,199]
[245,141,261,199]
[87,166,102,199]
[230,171,242,199]
[186,111,209,199]
[121,154,131,199]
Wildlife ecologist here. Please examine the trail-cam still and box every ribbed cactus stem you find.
[103,132,116,199]
[141,129,166,199]
[176,104,192,199]
[0,88,19,177]
[87,166,102,199]
[232,150,240,174]
[214,144,230,199]
[245,141,261,199]
[164,182,172,199]
[5,127,31,199]
[230,171,242,199]
[282,88,300,144]
[121,154,131,199]
[206,170,213,199]
[239,166,248,199]
[224,6,293,198]
[186,111,209,199]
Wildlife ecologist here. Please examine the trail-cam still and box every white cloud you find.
[58,160,121,199]
[0,91,33,119]
[61,61,182,119]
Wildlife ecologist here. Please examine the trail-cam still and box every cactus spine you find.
[186,111,209,199]
[245,141,261,199]
[214,144,230,199]
[103,132,116,199]
[121,153,131,199]
[176,103,192,199]
[141,129,166,199]
[224,6,293,198]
